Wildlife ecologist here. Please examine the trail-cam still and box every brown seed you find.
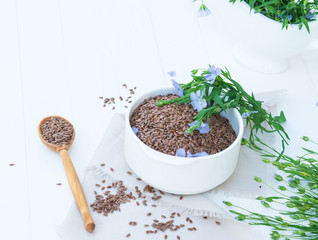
[101,164,105,167]
[179,196,183,200]
[136,201,140,206]
[215,221,221,225]
[177,236,180,240]
[56,183,62,186]
[136,178,141,181]
[151,205,157,207]
[9,163,15,166]
[161,215,166,219]
[126,233,131,238]
[124,106,128,108]
[129,94,236,156]
[165,235,168,239]
[110,167,114,172]
[40,117,74,147]
[112,107,115,110]
[95,184,101,187]
[147,212,152,216]
[102,180,106,183]
[127,171,132,175]
[99,96,103,99]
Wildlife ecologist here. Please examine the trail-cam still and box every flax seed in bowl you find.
[124,88,244,195]
[129,94,236,156]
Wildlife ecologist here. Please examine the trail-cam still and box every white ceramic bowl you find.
[124,88,244,195]
[214,0,318,73]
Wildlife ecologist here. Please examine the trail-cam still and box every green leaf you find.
[254,177,262,183]
[213,94,226,111]
[301,17,310,33]
[273,111,286,124]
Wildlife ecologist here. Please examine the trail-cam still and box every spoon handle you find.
[60,149,95,232]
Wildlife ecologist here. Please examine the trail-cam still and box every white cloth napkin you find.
[57,90,286,240]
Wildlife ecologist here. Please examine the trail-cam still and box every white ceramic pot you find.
[124,88,244,195]
[214,0,318,73]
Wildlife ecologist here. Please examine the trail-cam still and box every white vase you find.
[214,0,318,73]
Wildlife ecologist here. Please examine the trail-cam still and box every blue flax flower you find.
[176,148,186,157]
[188,120,210,134]
[241,111,258,118]
[171,79,184,97]
[190,90,207,112]
[131,127,138,135]
[281,15,292,21]
[205,65,221,84]
[197,4,211,17]
[187,151,209,158]
[167,71,176,77]
[315,101,318,107]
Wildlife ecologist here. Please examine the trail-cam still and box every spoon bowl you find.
[38,115,75,152]
[38,115,95,233]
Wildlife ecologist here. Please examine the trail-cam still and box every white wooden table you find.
[1,0,317,239]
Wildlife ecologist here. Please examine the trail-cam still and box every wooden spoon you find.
[38,115,95,233]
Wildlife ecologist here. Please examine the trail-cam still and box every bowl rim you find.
[125,88,244,164]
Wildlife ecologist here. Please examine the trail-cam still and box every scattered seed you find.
[101,164,105,167]
[136,178,141,181]
[56,183,62,186]
[179,196,183,200]
[126,233,131,238]
[216,221,221,225]
[127,171,132,175]
[9,163,15,166]
[110,167,114,172]
[165,235,168,239]
[99,96,103,99]
[177,236,180,240]
[147,212,152,216]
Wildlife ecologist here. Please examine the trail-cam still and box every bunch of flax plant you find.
[224,136,318,240]
[158,66,289,150]
[230,0,318,33]
[195,0,318,33]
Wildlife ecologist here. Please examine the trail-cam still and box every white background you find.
[0,0,317,239]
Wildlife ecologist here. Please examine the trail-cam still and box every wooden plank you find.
[0,0,31,239]
[16,0,72,239]
[146,0,210,85]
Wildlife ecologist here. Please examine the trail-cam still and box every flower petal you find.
[131,127,138,135]
[194,152,209,157]
[190,92,198,101]
[188,121,198,127]
[176,148,186,157]
[199,123,210,134]
[168,71,176,77]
